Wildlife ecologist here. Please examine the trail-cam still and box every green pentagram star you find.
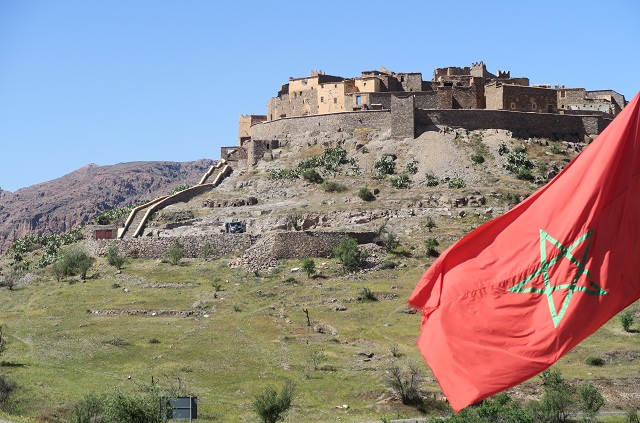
[508,229,607,328]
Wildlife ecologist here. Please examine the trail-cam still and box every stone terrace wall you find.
[87,234,257,259]
[250,110,391,141]
[416,109,611,139]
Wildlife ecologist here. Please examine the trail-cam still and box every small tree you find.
[56,246,94,280]
[620,309,634,332]
[425,217,436,232]
[577,382,604,422]
[380,231,400,253]
[106,245,124,270]
[300,258,316,278]
[332,237,368,271]
[167,242,184,266]
[301,169,323,184]
[253,382,295,423]
[386,363,423,405]
[530,369,573,423]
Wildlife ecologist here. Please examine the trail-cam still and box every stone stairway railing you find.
[118,160,232,238]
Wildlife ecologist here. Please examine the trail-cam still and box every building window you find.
[400,76,405,82]
[334,84,337,88]
[320,96,324,103]
[560,90,566,98]
[510,102,516,110]
[356,95,361,105]
[333,98,337,104]
[364,82,367,86]
[531,102,537,110]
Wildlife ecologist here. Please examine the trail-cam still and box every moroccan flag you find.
[409,92,640,412]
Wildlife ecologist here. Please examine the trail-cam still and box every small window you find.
[560,90,566,98]
[510,102,516,110]
[334,84,337,88]
[400,76,405,82]
[356,95,361,105]
[320,96,324,103]
[364,82,367,86]
[333,98,337,104]
[531,102,537,110]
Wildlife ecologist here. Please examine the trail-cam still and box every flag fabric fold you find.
[409,92,640,412]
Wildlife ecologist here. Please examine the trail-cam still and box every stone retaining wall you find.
[415,108,611,139]
[87,234,257,259]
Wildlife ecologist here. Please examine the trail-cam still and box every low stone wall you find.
[416,108,611,139]
[250,110,391,140]
[88,234,257,259]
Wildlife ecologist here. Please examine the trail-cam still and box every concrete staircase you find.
[118,160,232,239]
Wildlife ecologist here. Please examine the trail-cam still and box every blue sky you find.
[1,0,638,192]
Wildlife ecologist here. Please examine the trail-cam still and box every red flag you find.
[409,92,640,412]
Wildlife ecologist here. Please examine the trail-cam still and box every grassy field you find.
[0,250,638,422]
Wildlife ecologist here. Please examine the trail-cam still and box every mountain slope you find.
[0,159,215,252]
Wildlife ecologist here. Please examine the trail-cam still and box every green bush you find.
[577,382,604,422]
[471,154,485,164]
[390,173,410,189]
[332,237,368,271]
[516,168,535,181]
[550,143,565,154]
[379,258,398,270]
[620,309,634,332]
[95,206,134,225]
[425,238,439,258]
[585,356,605,366]
[167,242,184,266]
[55,246,94,280]
[380,231,400,252]
[357,287,377,301]
[448,176,465,189]
[300,257,316,278]
[498,143,509,156]
[268,168,299,180]
[425,217,436,232]
[322,181,347,192]
[301,168,323,184]
[72,386,168,423]
[0,374,15,405]
[106,246,124,270]
[446,393,533,422]
[504,150,534,178]
[253,382,295,423]
[424,173,439,187]
[201,242,213,258]
[71,393,103,423]
[628,410,639,423]
[169,184,190,195]
[529,369,573,423]
[308,349,327,371]
[406,160,419,174]
[374,154,396,178]
[358,187,376,201]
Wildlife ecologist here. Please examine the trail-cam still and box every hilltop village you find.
[229,62,625,166]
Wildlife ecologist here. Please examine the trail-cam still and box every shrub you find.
[425,238,439,258]
[505,150,534,177]
[529,369,573,423]
[406,160,419,174]
[56,246,94,280]
[620,309,634,332]
[516,168,535,181]
[268,168,299,180]
[253,382,295,423]
[282,277,298,285]
[0,268,21,291]
[301,168,323,184]
[322,181,347,192]
[446,393,533,422]
[309,349,327,371]
[102,388,164,423]
[300,257,316,278]
[390,344,401,358]
[169,184,190,195]
[628,410,640,423]
[448,176,465,189]
[358,187,376,202]
[233,305,242,312]
[471,154,485,164]
[95,206,134,225]
[550,143,565,154]
[201,243,213,258]
[585,356,605,366]
[332,237,368,271]
[390,173,410,189]
[386,363,423,405]
[0,374,15,404]
[106,246,124,270]
[148,338,160,344]
[424,173,439,187]
[167,242,184,266]
[577,382,604,421]
[71,393,103,423]
[374,154,396,177]
[379,258,398,270]
[425,217,436,232]
[357,287,377,302]
[380,231,400,253]
[498,143,509,156]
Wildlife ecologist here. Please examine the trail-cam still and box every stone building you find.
[485,82,558,113]
[557,88,626,115]
[238,114,267,144]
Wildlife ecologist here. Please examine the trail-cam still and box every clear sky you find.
[1,0,638,192]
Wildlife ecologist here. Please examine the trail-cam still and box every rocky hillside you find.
[0,159,215,253]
